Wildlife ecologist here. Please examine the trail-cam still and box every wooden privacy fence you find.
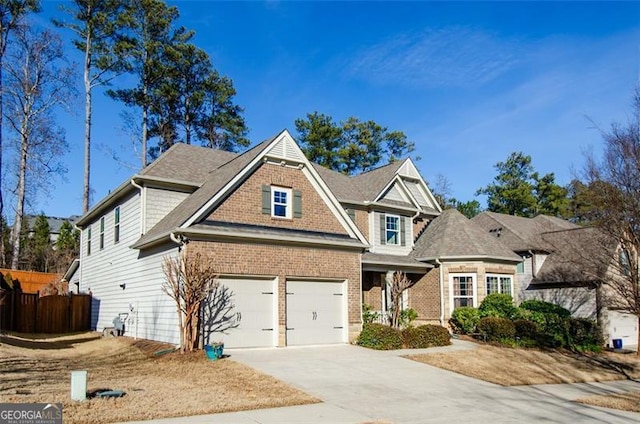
[0,291,91,333]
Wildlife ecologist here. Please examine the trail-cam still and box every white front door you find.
[286,280,346,346]
[206,277,276,348]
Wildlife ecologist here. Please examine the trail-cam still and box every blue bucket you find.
[613,339,623,349]
[204,344,224,360]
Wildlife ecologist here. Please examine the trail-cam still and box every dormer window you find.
[386,215,400,245]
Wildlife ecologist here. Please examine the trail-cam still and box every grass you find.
[406,344,640,386]
[577,391,640,413]
[0,332,318,424]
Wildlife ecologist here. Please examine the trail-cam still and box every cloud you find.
[346,27,523,88]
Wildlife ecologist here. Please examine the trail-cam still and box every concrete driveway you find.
[124,341,640,424]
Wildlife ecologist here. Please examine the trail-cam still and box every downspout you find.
[528,250,536,277]
[130,178,146,234]
[436,258,445,326]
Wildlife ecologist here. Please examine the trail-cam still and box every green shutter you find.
[293,190,302,218]
[400,217,406,246]
[261,185,271,214]
[379,214,386,244]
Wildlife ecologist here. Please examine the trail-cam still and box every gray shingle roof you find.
[471,211,579,252]
[412,209,521,261]
[131,135,278,248]
[140,143,237,184]
[351,160,406,201]
[533,227,616,285]
[311,164,366,202]
[362,252,432,270]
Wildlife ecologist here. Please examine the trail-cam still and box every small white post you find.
[71,370,87,401]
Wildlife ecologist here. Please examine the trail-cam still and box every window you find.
[114,206,120,243]
[451,274,475,309]
[87,227,92,256]
[619,249,631,276]
[516,261,524,274]
[99,217,105,249]
[386,215,400,245]
[271,187,291,218]
[486,275,513,296]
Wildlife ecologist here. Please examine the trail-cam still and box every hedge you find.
[357,323,403,350]
[402,325,451,349]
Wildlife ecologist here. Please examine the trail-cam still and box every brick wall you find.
[412,217,430,242]
[187,240,362,344]
[408,269,441,322]
[207,162,347,234]
[352,208,369,240]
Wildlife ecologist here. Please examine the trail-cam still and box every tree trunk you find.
[141,95,147,168]
[637,315,640,356]
[10,129,28,270]
[0,61,5,267]
[82,32,92,213]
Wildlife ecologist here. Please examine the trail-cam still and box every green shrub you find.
[362,303,380,324]
[402,325,451,348]
[513,319,539,340]
[479,293,518,319]
[449,306,480,334]
[357,323,403,350]
[519,300,571,318]
[399,308,418,329]
[478,316,516,342]
[567,318,603,352]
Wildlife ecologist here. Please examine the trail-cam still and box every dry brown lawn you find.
[0,332,317,424]
[406,344,640,386]
[577,391,640,413]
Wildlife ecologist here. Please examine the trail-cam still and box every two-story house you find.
[74,130,521,348]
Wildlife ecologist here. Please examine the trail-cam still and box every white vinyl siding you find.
[80,190,181,344]
[145,187,190,232]
[371,212,412,255]
[382,184,406,203]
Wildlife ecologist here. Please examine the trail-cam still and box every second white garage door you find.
[286,280,346,346]
[209,277,276,348]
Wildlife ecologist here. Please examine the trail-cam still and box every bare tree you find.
[582,88,640,354]
[0,1,40,267]
[388,271,413,329]
[4,26,74,270]
[162,251,218,352]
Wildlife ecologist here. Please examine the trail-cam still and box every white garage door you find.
[608,311,638,349]
[286,280,345,346]
[207,277,276,348]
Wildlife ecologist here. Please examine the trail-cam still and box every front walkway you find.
[121,340,640,424]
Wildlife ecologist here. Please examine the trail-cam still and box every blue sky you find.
[19,1,640,219]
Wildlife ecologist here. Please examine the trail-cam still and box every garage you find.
[286,280,346,346]
[208,277,276,348]
[607,310,638,350]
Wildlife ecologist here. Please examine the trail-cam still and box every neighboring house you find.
[473,211,638,350]
[24,215,80,244]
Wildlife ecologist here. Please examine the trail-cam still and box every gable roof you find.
[472,211,579,252]
[412,209,521,262]
[132,135,278,248]
[132,130,369,249]
[532,227,616,286]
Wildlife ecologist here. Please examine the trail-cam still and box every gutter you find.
[436,258,445,326]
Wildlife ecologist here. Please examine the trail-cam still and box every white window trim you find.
[449,273,477,312]
[385,214,400,246]
[485,274,514,297]
[271,186,292,219]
